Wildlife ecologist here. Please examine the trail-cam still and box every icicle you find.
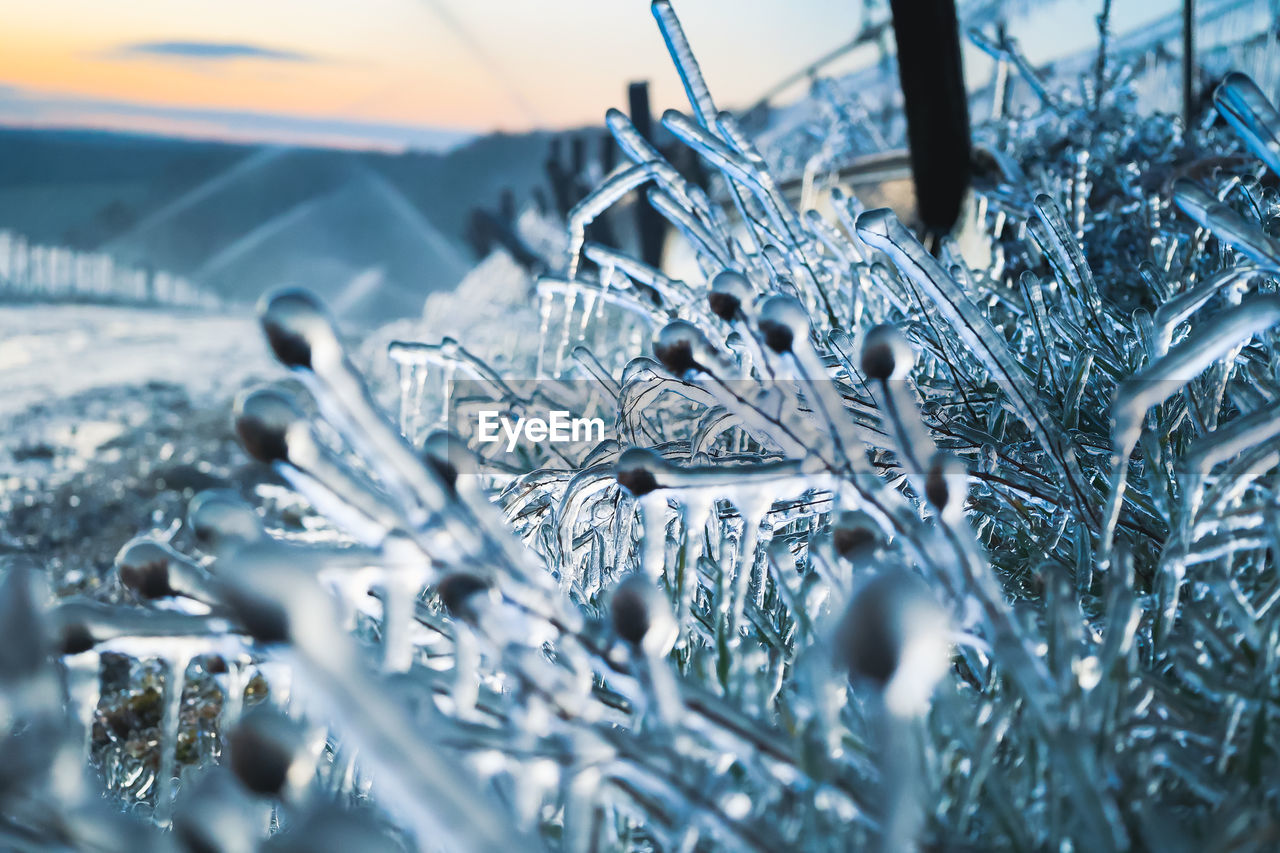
[1102,295,1280,565]
[566,163,662,279]
[583,243,691,308]
[1172,178,1280,267]
[1214,72,1280,177]
[650,0,719,128]
[153,649,194,827]
[1152,266,1272,356]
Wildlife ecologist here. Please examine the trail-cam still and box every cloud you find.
[111,41,318,64]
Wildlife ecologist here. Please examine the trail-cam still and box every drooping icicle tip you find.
[708,269,753,321]
[233,387,303,465]
[653,319,712,376]
[756,294,810,353]
[228,707,314,798]
[835,570,950,717]
[187,489,264,552]
[610,573,677,657]
[258,288,344,372]
[925,452,968,519]
[115,539,179,600]
[615,447,664,497]
[435,571,495,622]
[861,324,915,382]
[832,509,881,562]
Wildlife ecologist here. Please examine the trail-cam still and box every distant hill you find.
[0,126,593,325]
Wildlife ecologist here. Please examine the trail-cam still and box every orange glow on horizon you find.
[0,30,512,132]
[0,0,870,145]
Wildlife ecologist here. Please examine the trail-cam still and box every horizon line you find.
[0,83,503,154]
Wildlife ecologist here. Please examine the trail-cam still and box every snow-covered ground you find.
[0,305,277,418]
[0,304,284,588]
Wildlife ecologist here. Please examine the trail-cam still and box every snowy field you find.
[0,304,282,590]
[0,304,275,417]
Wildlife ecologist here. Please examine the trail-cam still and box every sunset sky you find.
[0,0,1182,151]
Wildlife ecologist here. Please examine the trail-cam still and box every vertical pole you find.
[888,0,971,238]
[1183,0,1197,131]
[628,81,666,268]
[568,134,588,207]
[594,132,619,248]
[545,137,572,218]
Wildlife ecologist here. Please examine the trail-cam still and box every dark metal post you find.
[628,81,665,268]
[545,137,572,218]
[600,130,617,175]
[887,0,971,237]
[1183,0,1197,130]
[570,136,587,183]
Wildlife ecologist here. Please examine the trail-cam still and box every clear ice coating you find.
[7,2,1280,852]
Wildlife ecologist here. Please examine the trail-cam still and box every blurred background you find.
[1,0,1267,325]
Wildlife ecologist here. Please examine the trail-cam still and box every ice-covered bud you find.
[116,538,203,601]
[708,270,753,321]
[756,294,810,353]
[187,489,264,552]
[924,452,968,520]
[435,572,494,623]
[58,621,96,656]
[610,574,677,657]
[860,324,914,381]
[228,707,314,798]
[653,320,713,376]
[420,430,459,492]
[615,447,664,497]
[233,388,302,464]
[204,654,230,675]
[854,207,897,242]
[834,570,950,716]
[831,510,881,562]
[258,288,343,372]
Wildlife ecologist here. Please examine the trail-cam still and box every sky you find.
[0,0,1184,152]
